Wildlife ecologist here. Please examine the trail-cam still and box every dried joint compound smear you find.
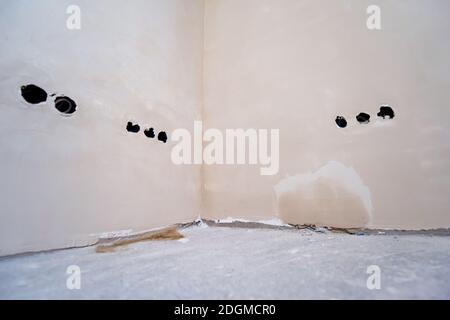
[274,161,373,228]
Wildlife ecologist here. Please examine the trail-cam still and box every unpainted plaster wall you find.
[0,0,204,255]
[202,0,450,229]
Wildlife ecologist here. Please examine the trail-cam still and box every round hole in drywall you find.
[377,105,395,119]
[335,116,347,128]
[54,96,77,115]
[144,128,155,138]
[158,131,168,143]
[356,112,370,124]
[21,84,48,104]
[126,121,140,133]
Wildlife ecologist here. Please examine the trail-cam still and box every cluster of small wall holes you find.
[23,85,393,139]
[21,84,77,115]
[126,121,167,143]
[335,106,395,128]
[20,84,168,143]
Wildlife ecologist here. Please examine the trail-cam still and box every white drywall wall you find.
[0,0,204,255]
[202,0,450,229]
[2,0,450,256]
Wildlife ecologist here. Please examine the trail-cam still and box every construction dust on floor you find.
[1,223,449,299]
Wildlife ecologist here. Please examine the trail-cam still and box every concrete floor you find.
[1,224,450,299]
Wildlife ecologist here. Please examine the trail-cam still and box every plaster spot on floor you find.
[126,121,140,133]
[144,128,155,138]
[377,106,395,119]
[335,116,347,128]
[356,112,370,124]
[20,84,47,104]
[274,161,373,228]
[54,96,77,115]
[158,131,168,143]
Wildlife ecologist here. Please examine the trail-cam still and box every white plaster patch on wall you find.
[274,161,373,228]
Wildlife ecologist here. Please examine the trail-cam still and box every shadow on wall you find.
[274,161,373,228]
